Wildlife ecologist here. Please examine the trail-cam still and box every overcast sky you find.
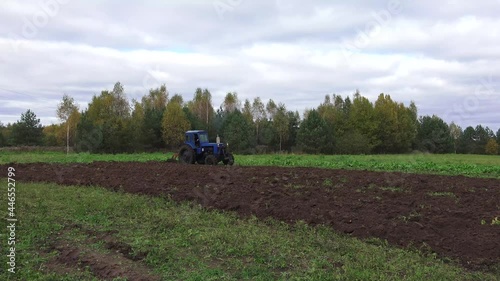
[1,0,499,131]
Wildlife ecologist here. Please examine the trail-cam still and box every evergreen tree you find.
[297,109,329,154]
[221,110,256,154]
[415,115,454,153]
[457,126,476,154]
[473,125,490,154]
[11,109,43,146]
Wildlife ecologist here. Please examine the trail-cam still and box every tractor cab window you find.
[199,134,209,143]
[194,134,200,147]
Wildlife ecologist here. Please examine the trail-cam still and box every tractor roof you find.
[186,130,207,134]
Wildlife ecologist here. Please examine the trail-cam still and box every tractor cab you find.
[178,130,234,165]
[185,130,209,148]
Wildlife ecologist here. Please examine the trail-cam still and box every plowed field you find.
[6,161,500,270]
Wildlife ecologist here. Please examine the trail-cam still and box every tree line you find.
[1,82,499,155]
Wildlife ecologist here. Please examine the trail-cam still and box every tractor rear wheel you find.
[178,145,195,164]
[205,154,217,165]
[223,153,234,166]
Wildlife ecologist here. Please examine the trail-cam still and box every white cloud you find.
[0,0,499,131]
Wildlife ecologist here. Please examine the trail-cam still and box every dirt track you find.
[7,161,500,270]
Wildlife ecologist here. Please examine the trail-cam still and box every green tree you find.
[56,94,79,153]
[141,85,168,149]
[184,107,204,131]
[485,126,495,139]
[373,94,416,153]
[0,123,14,146]
[221,110,256,154]
[213,106,227,138]
[496,128,500,144]
[130,100,145,151]
[335,130,372,154]
[473,125,490,154]
[101,118,132,153]
[257,120,276,152]
[283,110,300,152]
[347,92,379,153]
[297,109,329,154]
[415,115,453,153]
[317,95,337,153]
[11,109,43,146]
[458,126,476,154]
[170,94,183,105]
[78,82,134,153]
[110,82,130,118]
[242,99,253,124]
[162,99,190,148]
[0,122,6,147]
[75,111,103,153]
[373,94,398,153]
[333,95,350,138]
[398,101,418,151]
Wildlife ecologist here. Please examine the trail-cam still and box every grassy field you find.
[1,151,500,178]
[1,181,498,280]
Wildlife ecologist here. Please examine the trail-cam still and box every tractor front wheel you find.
[205,154,218,165]
[178,145,195,164]
[223,153,234,166]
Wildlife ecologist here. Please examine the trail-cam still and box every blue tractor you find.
[178,130,234,165]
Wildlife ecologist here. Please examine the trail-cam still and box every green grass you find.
[427,192,457,198]
[238,153,500,178]
[1,181,498,280]
[1,151,500,178]
[378,186,404,192]
[0,151,171,164]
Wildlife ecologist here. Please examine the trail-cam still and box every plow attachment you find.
[166,153,179,163]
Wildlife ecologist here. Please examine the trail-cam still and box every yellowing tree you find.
[188,88,214,128]
[485,139,499,155]
[43,124,64,146]
[162,100,190,148]
[251,97,266,144]
[56,94,79,153]
[223,92,240,113]
[273,103,289,152]
[242,99,253,124]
